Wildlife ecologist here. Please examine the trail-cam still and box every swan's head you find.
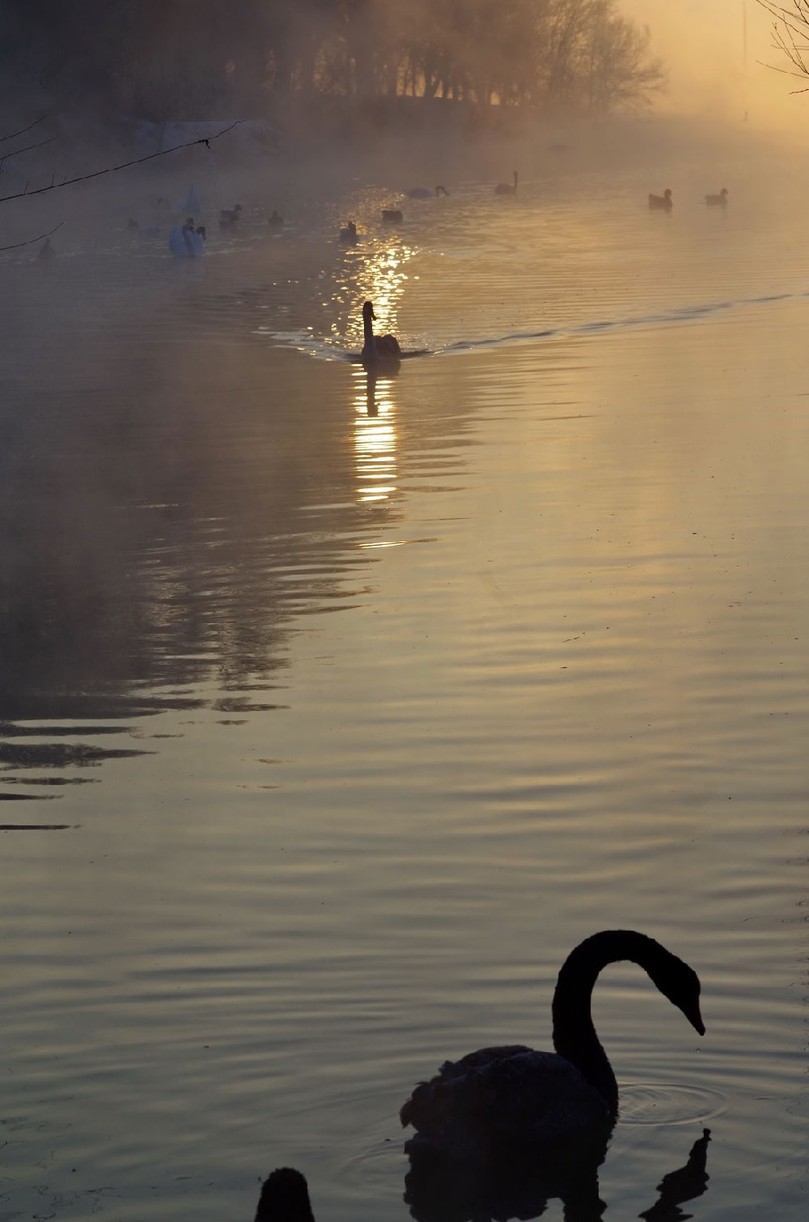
[255,1167,314,1222]
[363,301,376,322]
[653,955,704,1035]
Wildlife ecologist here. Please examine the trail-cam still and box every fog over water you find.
[1,5,808,1221]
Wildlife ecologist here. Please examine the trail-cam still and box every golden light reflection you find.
[352,365,399,505]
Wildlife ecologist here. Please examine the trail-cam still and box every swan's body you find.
[361,300,401,363]
[382,208,403,223]
[401,930,703,1160]
[705,188,728,206]
[407,185,449,199]
[268,210,284,230]
[255,1168,314,1222]
[649,188,673,210]
[495,171,518,195]
[220,203,242,225]
[339,220,358,246]
[169,220,205,257]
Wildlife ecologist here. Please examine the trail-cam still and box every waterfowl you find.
[649,189,673,210]
[255,1168,314,1222]
[220,203,243,225]
[169,219,205,257]
[339,220,358,246]
[382,208,403,223]
[495,171,518,195]
[407,185,450,199]
[268,210,284,230]
[361,300,401,363]
[705,188,728,206]
[401,930,704,1160]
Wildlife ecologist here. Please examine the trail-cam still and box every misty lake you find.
[0,124,807,1221]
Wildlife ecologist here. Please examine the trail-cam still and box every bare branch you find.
[0,114,50,144]
[0,219,64,253]
[0,135,57,170]
[0,122,239,205]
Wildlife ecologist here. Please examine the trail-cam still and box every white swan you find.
[169,220,205,257]
[649,189,673,210]
[255,1168,314,1222]
[495,171,518,195]
[401,930,704,1158]
[360,301,401,363]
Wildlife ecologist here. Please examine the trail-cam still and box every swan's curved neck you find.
[552,930,664,1111]
[362,308,375,358]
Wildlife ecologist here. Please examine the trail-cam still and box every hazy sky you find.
[622,0,809,128]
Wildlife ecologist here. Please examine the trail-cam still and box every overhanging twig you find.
[0,219,64,253]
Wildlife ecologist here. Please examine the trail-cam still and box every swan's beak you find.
[683,997,705,1036]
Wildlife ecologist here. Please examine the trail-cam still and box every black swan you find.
[360,300,401,363]
[339,220,358,246]
[255,1168,314,1222]
[407,185,450,199]
[705,188,728,206]
[400,930,704,1160]
[495,171,518,195]
[648,189,673,210]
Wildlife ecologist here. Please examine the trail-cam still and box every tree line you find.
[2,0,665,122]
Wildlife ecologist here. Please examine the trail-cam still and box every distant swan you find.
[705,188,728,206]
[255,1168,314,1222]
[339,220,358,246]
[169,219,205,257]
[648,189,673,210]
[407,185,450,199]
[495,171,518,195]
[361,300,401,363]
[401,930,704,1159]
[268,210,284,230]
[220,203,243,225]
[382,208,403,223]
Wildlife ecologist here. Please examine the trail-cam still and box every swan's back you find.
[401,1044,611,1158]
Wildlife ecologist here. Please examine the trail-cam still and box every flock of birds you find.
[252,930,705,1221]
[649,186,729,210]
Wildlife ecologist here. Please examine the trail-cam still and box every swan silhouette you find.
[220,203,243,225]
[169,218,205,257]
[407,185,450,199]
[648,189,673,210]
[255,1168,314,1222]
[382,208,404,223]
[360,301,401,364]
[339,220,358,245]
[705,188,728,206]
[495,171,518,195]
[401,930,703,1160]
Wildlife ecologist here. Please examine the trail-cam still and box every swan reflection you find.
[353,365,399,502]
[403,1126,712,1222]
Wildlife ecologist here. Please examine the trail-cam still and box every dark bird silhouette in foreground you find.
[339,220,359,246]
[648,189,673,210]
[360,300,401,364]
[255,1168,315,1222]
[407,185,450,199]
[705,188,728,206]
[495,171,518,195]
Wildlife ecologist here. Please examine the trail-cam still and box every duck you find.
[400,930,704,1160]
[648,189,673,210]
[255,1168,314,1222]
[406,185,450,199]
[361,300,401,363]
[268,210,284,231]
[495,171,518,195]
[705,188,728,206]
[381,207,403,223]
[339,220,358,246]
[220,203,243,225]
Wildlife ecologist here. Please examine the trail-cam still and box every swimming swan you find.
[400,930,704,1158]
[381,208,404,223]
[361,300,401,363]
[255,1168,314,1222]
[339,220,358,245]
[220,204,243,225]
[495,171,518,195]
[169,219,205,257]
[407,185,450,199]
[705,188,728,206]
[648,189,673,210]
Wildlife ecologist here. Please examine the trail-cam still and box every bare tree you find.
[758,1,809,88]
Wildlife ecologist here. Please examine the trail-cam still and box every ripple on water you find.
[619,1082,727,1126]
